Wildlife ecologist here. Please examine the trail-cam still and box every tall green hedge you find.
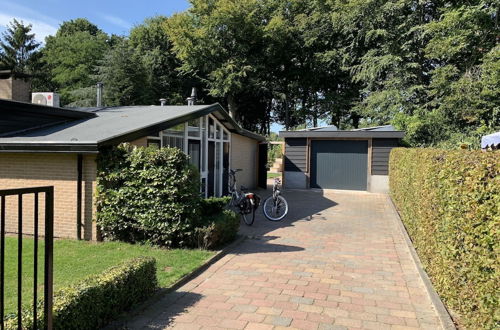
[5,257,157,330]
[96,144,201,247]
[389,148,499,329]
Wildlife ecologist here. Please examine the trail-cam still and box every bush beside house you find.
[194,197,239,249]
[96,144,239,248]
[389,148,499,329]
[5,257,157,330]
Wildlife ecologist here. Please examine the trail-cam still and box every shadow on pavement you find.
[108,291,203,329]
[234,235,305,254]
[237,186,338,238]
[230,186,337,255]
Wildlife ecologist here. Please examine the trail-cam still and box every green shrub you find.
[96,144,201,247]
[389,148,499,329]
[267,144,283,168]
[199,196,231,217]
[193,197,238,249]
[195,209,240,249]
[5,257,157,330]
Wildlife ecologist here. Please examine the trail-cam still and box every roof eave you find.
[279,131,405,139]
[0,143,98,153]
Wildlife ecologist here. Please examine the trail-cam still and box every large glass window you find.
[188,140,201,169]
[208,118,215,139]
[188,119,200,138]
[163,123,184,136]
[215,141,221,196]
[162,135,183,149]
[201,117,207,171]
[146,114,230,198]
[162,123,185,150]
[216,123,221,140]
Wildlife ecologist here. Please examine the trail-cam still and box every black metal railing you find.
[0,186,54,330]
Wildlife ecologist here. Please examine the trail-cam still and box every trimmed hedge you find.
[96,144,201,247]
[96,145,240,249]
[389,148,499,329]
[5,257,157,330]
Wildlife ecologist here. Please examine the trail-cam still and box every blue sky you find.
[0,0,190,41]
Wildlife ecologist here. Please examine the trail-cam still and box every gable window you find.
[146,114,231,197]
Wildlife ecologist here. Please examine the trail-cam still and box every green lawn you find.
[3,237,214,315]
[267,172,281,179]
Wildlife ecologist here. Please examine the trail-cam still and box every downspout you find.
[76,154,83,240]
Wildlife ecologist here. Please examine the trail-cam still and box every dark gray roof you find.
[0,102,265,153]
[0,98,95,137]
[298,125,338,132]
[280,124,404,139]
[351,125,397,132]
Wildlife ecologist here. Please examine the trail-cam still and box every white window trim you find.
[146,114,231,197]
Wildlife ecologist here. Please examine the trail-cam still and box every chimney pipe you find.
[187,87,197,106]
[159,98,167,106]
[96,82,103,107]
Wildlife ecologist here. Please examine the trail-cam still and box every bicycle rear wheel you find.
[241,208,255,225]
[263,195,288,221]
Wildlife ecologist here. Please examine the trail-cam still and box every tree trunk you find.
[227,94,238,121]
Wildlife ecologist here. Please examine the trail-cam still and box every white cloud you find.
[99,14,130,30]
[0,13,58,42]
[0,2,59,42]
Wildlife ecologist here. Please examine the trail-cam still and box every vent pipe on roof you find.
[96,82,103,107]
[187,87,197,106]
[159,98,167,106]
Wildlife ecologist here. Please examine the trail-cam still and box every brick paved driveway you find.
[125,190,443,330]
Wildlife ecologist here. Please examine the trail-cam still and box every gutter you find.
[0,143,98,153]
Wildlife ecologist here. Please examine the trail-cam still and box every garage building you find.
[279,125,404,193]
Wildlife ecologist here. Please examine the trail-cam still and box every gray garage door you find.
[311,140,368,190]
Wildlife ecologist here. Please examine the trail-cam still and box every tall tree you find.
[165,0,270,126]
[37,19,111,105]
[129,16,199,105]
[97,39,150,106]
[0,19,40,74]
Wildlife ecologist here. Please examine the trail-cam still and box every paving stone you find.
[121,191,444,330]
[263,315,293,327]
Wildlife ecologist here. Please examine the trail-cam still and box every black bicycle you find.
[263,177,288,221]
[228,169,260,225]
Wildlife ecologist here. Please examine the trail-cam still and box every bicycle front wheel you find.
[263,195,288,221]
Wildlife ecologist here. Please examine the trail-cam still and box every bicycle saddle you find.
[240,185,248,192]
[230,168,243,175]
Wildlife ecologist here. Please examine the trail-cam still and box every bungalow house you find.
[0,99,266,240]
[279,125,405,193]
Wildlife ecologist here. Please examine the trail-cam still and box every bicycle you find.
[228,169,260,225]
[263,177,288,221]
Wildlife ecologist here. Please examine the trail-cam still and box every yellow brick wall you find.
[231,134,258,189]
[0,153,97,239]
[0,78,13,99]
[130,136,148,147]
[0,77,31,102]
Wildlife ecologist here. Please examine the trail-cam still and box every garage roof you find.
[280,125,404,139]
[0,101,265,153]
